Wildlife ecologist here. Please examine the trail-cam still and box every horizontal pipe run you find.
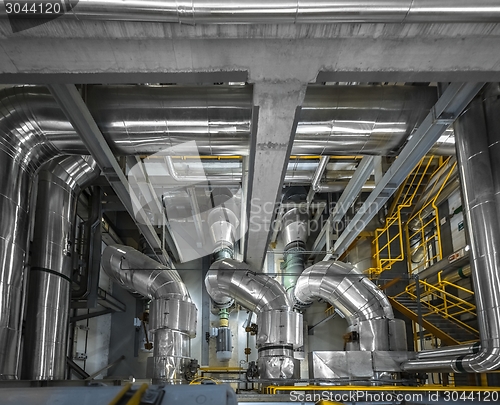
[415,343,481,360]
[2,1,500,23]
[1,85,443,158]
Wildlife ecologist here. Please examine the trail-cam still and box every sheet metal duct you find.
[294,261,405,352]
[3,1,500,23]
[0,87,69,379]
[281,207,309,296]
[1,85,444,157]
[205,258,302,379]
[402,86,500,373]
[0,83,439,378]
[102,245,197,383]
[22,156,98,380]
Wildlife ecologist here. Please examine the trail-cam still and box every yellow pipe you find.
[267,385,500,395]
[108,383,132,405]
[126,383,148,405]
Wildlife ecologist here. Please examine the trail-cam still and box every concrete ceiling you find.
[1,21,500,83]
[0,19,496,270]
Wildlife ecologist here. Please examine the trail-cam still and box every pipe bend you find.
[294,261,394,325]
[461,343,500,373]
[102,244,191,302]
[205,258,292,312]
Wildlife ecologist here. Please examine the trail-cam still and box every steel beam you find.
[48,84,171,265]
[331,82,484,258]
[311,156,374,255]
[243,81,307,271]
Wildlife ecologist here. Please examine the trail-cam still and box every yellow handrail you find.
[265,385,500,395]
[371,157,439,276]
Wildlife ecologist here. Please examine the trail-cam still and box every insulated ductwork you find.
[282,208,308,295]
[102,245,197,383]
[295,261,405,352]
[4,1,500,23]
[0,83,438,378]
[1,85,443,157]
[22,156,98,380]
[205,259,303,379]
[403,86,500,373]
[279,187,309,298]
[207,188,240,261]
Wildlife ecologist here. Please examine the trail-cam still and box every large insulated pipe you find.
[0,88,68,379]
[281,208,309,296]
[102,245,197,383]
[0,83,437,378]
[3,1,500,23]
[1,85,443,157]
[22,156,98,380]
[205,259,303,379]
[402,88,500,373]
[295,261,406,352]
[206,196,240,362]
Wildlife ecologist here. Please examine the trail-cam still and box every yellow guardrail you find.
[406,158,456,276]
[401,277,478,337]
[264,385,500,394]
[371,157,439,276]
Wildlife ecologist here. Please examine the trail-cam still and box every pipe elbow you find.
[205,258,292,312]
[205,268,234,308]
[460,344,500,373]
[294,261,393,323]
[102,244,191,302]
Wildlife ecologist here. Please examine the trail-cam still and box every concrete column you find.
[244,81,307,271]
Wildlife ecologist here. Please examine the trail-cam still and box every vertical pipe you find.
[22,156,98,380]
[403,89,500,372]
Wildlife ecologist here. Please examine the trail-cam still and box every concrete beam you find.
[2,29,500,83]
[243,81,307,271]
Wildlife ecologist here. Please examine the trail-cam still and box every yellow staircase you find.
[369,156,479,347]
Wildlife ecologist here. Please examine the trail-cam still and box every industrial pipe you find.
[415,342,481,360]
[294,261,406,352]
[281,208,309,297]
[1,85,443,157]
[22,156,98,380]
[205,258,302,379]
[102,245,197,383]
[2,1,500,23]
[402,88,500,373]
[0,83,439,377]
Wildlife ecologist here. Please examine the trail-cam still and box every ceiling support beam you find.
[331,82,484,259]
[311,156,374,256]
[48,84,171,266]
[243,81,307,271]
